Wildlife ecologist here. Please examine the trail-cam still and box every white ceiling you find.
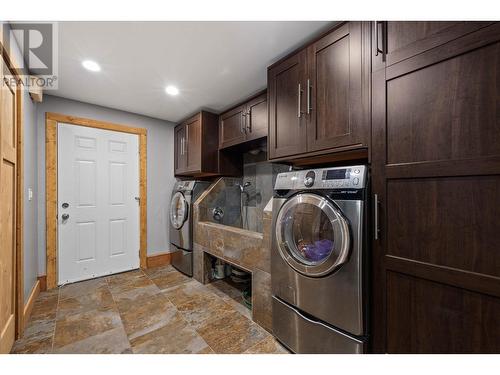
[51,21,333,123]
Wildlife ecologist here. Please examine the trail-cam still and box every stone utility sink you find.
[192,178,273,332]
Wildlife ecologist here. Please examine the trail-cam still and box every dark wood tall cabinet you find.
[268,22,371,161]
[371,21,500,353]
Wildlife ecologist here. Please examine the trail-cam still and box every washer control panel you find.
[275,165,367,190]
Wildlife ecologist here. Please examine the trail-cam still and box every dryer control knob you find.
[304,171,316,187]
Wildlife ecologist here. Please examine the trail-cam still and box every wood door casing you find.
[245,92,267,141]
[371,22,500,353]
[307,22,365,152]
[268,50,307,159]
[0,61,18,354]
[185,114,201,173]
[219,105,245,149]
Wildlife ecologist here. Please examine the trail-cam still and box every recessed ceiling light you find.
[165,85,179,96]
[82,60,101,72]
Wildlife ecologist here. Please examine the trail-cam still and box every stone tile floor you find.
[11,265,288,354]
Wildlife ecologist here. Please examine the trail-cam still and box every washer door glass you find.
[170,192,188,229]
[276,193,350,277]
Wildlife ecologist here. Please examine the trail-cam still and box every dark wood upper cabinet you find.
[174,124,187,174]
[219,105,246,149]
[268,50,308,159]
[185,114,202,172]
[245,93,268,141]
[174,111,220,177]
[307,22,365,153]
[371,21,500,353]
[218,91,268,150]
[268,22,370,162]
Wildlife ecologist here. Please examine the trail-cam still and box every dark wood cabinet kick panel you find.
[386,41,500,165]
[387,176,500,278]
[387,272,500,353]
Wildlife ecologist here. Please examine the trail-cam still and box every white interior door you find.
[58,123,140,285]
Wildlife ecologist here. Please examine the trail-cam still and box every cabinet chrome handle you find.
[374,193,380,240]
[180,137,184,155]
[306,79,312,114]
[241,112,246,134]
[375,21,385,57]
[297,83,303,118]
[246,109,251,133]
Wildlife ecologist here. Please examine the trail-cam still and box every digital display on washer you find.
[324,169,349,180]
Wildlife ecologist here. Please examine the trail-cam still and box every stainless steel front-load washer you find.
[271,165,369,353]
[169,180,210,276]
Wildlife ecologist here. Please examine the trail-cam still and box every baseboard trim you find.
[146,252,172,268]
[38,275,47,292]
[23,280,40,329]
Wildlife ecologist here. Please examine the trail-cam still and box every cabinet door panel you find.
[373,21,493,71]
[268,50,307,159]
[307,22,364,152]
[386,41,500,164]
[185,116,201,173]
[219,105,246,149]
[174,125,186,174]
[246,93,267,141]
[387,176,500,278]
[387,272,500,353]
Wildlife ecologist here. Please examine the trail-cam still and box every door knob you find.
[62,213,70,221]
[62,202,69,208]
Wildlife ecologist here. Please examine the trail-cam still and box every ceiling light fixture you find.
[165,85,179,96]
[82,60,101,72]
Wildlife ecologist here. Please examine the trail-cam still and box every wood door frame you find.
[1,39,25,341]
[45,112,148,289]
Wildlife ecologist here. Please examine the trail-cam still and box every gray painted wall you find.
[36,95,177,276]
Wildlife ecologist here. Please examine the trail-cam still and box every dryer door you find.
[170,191,189,229]
[275,193,350,277]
